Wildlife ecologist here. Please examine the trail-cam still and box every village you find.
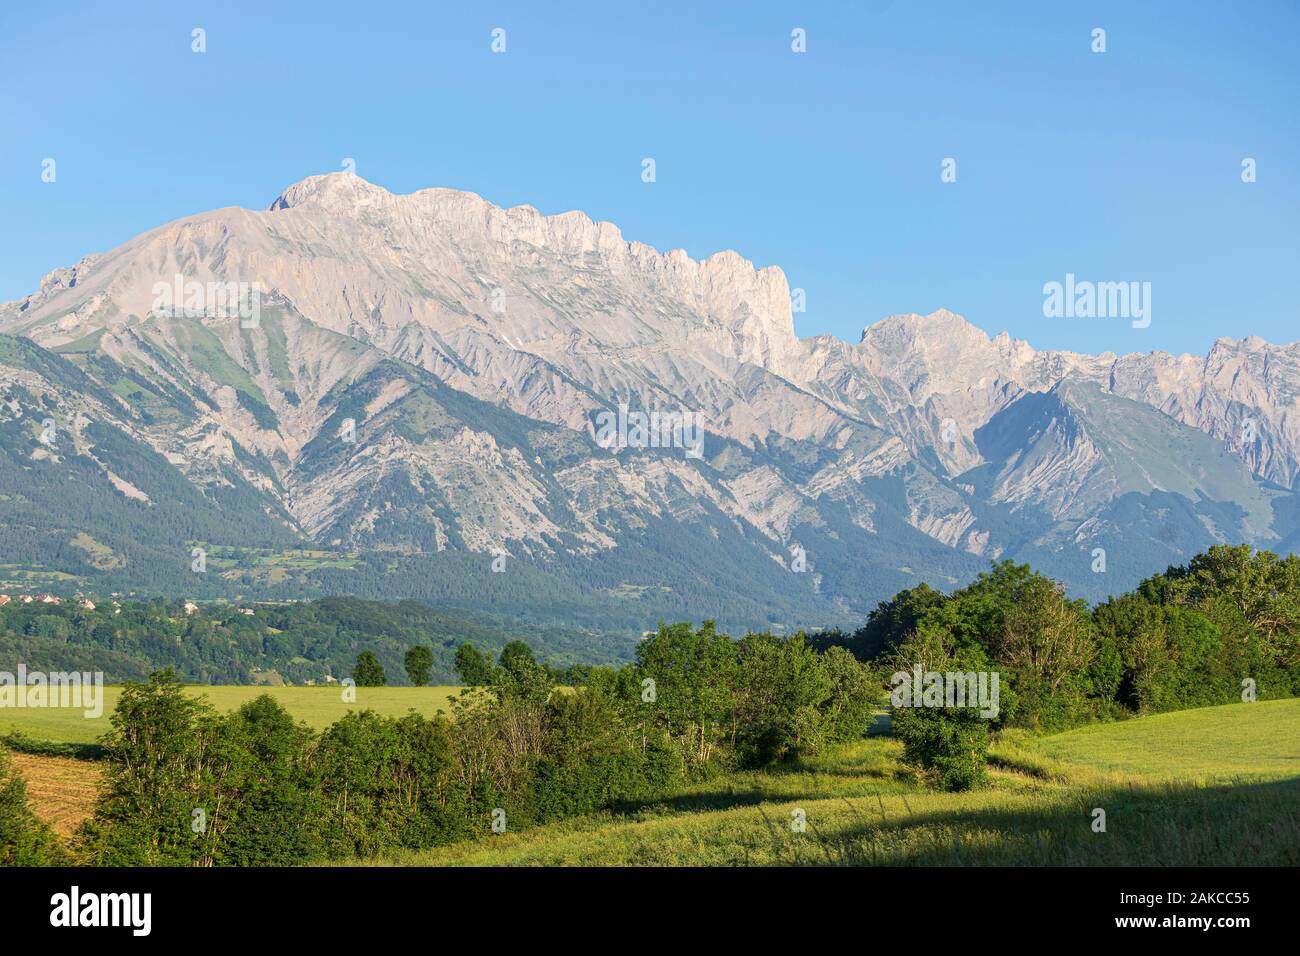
[0,593,257,618]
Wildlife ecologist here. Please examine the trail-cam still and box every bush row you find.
[70,626,877,865]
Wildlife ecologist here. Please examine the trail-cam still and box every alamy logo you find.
[593,404,705,459]
[50,886,151,936]
[0,665,104,718]
[1042,273,1151,329]
[890,665,1000,719]
[151,274,262,327]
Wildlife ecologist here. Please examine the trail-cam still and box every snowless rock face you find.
[264,172,803,384]
[2,172,1297,591]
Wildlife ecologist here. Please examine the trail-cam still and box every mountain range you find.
[3,172,1298,649]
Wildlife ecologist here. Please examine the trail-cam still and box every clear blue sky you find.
[2,0,1296,356]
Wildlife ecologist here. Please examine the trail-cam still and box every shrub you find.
[208,695,322,866]
[892,705,989,792]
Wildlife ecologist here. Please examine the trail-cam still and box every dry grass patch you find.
[10,752,100,837]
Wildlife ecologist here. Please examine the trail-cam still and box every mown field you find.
[0,685,463,743]
[8,751,100,837]
[348,698,1300,867]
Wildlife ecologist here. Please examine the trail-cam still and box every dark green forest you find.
[0,595,618,685]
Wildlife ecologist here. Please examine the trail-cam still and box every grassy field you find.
[1023,698,1300,781]
[197,544,361,586]
[350,698,1300,867]
[0,685,463,743]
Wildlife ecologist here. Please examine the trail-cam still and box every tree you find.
[210,695,322,866]
[26,614,71,643]
[498,641,536,673]
[404,645,434,686]
[1160,545,1300,667]
[889,625,991,791]
[850,583,946,660]
[636,622,737,768]
[454,644,497,686]
[81,670,215,865]
[353,651,387,687]
[992,576,1097,730]
[818,645,880,743]
[494,641,551,703]
[733,632,831,763]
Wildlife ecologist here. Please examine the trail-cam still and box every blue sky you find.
[1,0,1296,356]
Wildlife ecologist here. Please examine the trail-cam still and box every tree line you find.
[11,625,876,865]
[812,545,1300,789]
[0,595,595,686]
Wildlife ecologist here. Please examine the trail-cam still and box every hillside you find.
[2,175,1299,648]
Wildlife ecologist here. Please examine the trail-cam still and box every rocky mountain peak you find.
[859,308,991,350]
[269,172,393,213]
[257,172,799,368]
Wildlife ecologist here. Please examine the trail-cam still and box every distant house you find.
[0,595,10,606]
[38,594,61,605]
[238,608,255,616]
[322,674,338,684]
[79,598,96,611]
[183,601,199,616]
[19,595,34,604]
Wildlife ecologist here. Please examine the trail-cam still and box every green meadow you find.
[350,698,1300,867]
[0,685,462,744]
[1022,699,1300,781]
[7,688,1298,867]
